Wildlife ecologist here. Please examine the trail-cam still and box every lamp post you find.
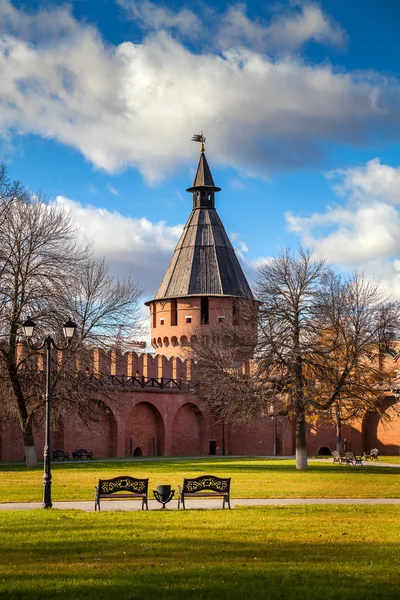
[22,317,77,508]
[221,400,226,456]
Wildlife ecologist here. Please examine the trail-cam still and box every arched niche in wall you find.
[362,395,400,454]
[64,399,118,458]
[125,401,165,457]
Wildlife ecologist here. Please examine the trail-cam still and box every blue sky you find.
[3,0,400,301]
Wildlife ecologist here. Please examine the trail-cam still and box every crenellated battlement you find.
[18,338,400,389]
[81,348,193,382]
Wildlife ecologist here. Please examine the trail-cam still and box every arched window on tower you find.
[201,297,209,325]
[171,299,177,326]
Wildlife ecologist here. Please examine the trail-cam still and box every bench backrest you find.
[332,451,341,458]
[183,475,230,494]
[345,452,356,460]
[53,449,66,457]
[370,448,379,457]
[77,448,89,454]
[98,476,148,495]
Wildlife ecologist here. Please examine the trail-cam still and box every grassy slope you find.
[0,506,399,599]
[1,457,399,502]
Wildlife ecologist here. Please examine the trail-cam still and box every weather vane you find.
[192,131,206,152]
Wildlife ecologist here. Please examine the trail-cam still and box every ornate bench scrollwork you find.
[94,476,149,511]
[178,475,231,509]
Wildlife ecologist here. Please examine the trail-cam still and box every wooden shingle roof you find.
[151,151,253,302]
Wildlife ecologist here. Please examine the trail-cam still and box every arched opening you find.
[362,396,400,454]
[163,336,169,347]
[152,337,157,347]
[376,402,400,455]
[171,403,205,456]
[64,399,118,458]
[134,447,143,457]
[171,336,178,347]
[180,335,188,346]
[125,402,165,457]
[317,446,332,456]
[157,337,162,346]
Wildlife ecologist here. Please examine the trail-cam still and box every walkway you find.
[1,497,400,511]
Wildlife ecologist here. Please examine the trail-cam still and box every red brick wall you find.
[2,387,400,460]
[171,403,205,456]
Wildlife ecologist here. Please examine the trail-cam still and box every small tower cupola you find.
[186,132,221,209]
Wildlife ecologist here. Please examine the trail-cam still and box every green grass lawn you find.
[0,457,399,502]
[0,506,399,599]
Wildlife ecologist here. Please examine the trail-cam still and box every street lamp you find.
[22,317,77,508]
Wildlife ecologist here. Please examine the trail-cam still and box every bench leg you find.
[223,496,231,509]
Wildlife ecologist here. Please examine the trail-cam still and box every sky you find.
[2,0,400,307]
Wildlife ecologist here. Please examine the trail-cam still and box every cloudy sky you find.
[2,0,400,302]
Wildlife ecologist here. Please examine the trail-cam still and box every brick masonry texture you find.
[1,348,400,460]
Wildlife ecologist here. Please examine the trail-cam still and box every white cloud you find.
[328,158,400,204]
[55,195,182,295]
[0,1,399,183]
[285,159,400,299]
[107,184,120,196]
[117,0,202,37]
[219,3,346,53]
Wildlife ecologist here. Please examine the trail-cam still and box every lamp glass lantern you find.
[63,318,77,339]
[22,317,36,339]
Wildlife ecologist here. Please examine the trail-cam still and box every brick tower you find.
[146,134,254,357]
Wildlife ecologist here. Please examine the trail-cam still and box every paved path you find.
[1,497,400,511]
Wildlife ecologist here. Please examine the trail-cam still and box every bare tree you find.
[0,190,142,466]
[191,248,398,470]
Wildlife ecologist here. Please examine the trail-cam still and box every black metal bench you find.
[52,449,69,461]
[332,451,345,464]
[363,448,379,461]
[178,475,231,509]
[344,451,363,466]
[72,448,93,460]
[95,476,149,511]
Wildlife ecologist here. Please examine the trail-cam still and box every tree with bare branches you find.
[191,248,398,470]
[0,181,142,466]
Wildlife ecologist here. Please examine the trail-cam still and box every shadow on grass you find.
[1,519,399,600]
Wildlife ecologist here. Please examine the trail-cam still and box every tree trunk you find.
[295,410,308,470]
[23,421,38,467]
[336,413,342,453]
[8,338,38,467]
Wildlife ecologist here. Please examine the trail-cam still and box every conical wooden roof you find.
[186,151,221,191]
[151,151,253,302]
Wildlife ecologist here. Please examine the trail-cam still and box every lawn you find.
[1,457,399,502]
[0,506,399,599]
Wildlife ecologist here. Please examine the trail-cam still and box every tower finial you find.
[191,131,206,153]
